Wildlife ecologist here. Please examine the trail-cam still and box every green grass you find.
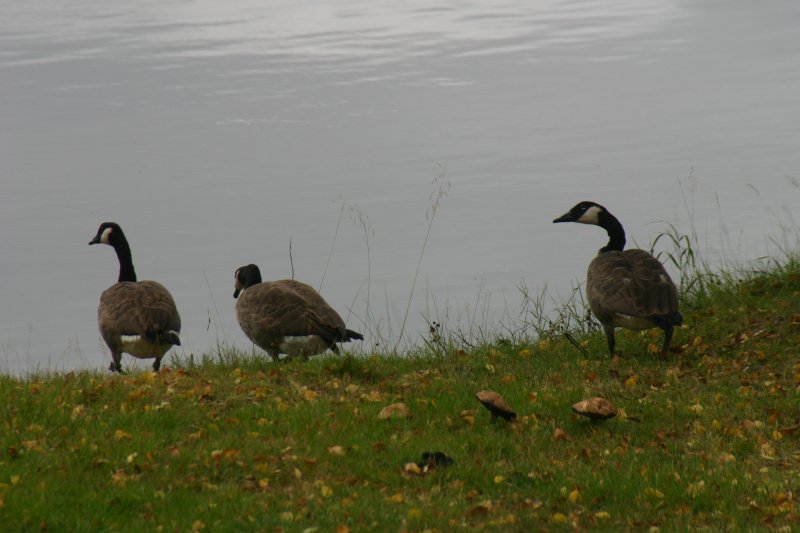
[2,259,800,531]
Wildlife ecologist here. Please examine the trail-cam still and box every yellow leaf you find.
[111,469,128,485]
[387,493,404,504]
[279,512,294,523]
[258,478,269,489]
[191,520,205,532]
[595,511,610,520]
[687,480,706,497]
[552,513,567,524]
[10,475,20,486]
[320,485,333,497]
[568,489,580,503]
[494,475,506,484]
[141,371,156,384]
[719,453,736,464]
[538,339,551,350]
[518,349,531,358]
[772,430,783,441]
[328,445,345,456]
[407,508,422,519]
[624,375,638,389]
[460,410,475,425]
[645,488,665,499]
[688,403,703,414]
[114,430,132,441]
[71,405,87,420]
[403,462,422,475]
[302,389,318,401]
[377,403,411,420]
[126,453,138,464]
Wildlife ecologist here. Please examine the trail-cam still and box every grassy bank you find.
[1,260,799,531]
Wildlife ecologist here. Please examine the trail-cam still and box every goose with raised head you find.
[233,264,363,361]
[553,201,682,357]
[89,222,181,372]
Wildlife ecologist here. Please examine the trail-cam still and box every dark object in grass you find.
[475,390,517,421]
[571,397,618,420]
[420,451,454,469]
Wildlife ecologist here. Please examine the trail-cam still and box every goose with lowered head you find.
[233,264,363,361]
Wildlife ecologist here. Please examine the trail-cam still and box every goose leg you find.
[660,325,674,358]
[152,357,162,371]
[602,324,616,356]
[109,352,123,373]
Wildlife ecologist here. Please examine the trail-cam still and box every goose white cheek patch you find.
[577,206,602,225]
[100,226,113,244]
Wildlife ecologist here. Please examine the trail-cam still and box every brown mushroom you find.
[571,397,617,420]
[475,390,517,421]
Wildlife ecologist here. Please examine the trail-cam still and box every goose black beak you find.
[233,288,241,298]
[89,236,100,245]
[553,212,575,223]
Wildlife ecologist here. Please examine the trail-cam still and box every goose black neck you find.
[598,211,626,253]
[112,236,137,282]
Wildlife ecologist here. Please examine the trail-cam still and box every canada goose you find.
[553,201,682,357]
[233,264,363,361]
[89,222,181,372]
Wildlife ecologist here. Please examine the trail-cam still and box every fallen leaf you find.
[387,493,404,504]
[328,445,345,456]
[460,410,476,425]
[378,403,411,420]
[403,462,422,475]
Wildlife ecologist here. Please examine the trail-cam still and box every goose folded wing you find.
[250,284,346,340]
[100,282,181,342]
[589,251,677,317]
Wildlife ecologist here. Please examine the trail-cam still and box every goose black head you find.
[553,201,606,225]
[554,201,625,253]
[89,222,126,246]
[234,264,263,298]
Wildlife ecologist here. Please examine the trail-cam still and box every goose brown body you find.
[554,202,682,357]
[90,222,181,372]
[234,264,363,360]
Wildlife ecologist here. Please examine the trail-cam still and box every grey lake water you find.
[2,0,800,374]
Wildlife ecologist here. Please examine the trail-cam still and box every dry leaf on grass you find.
[378,402,411,420]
